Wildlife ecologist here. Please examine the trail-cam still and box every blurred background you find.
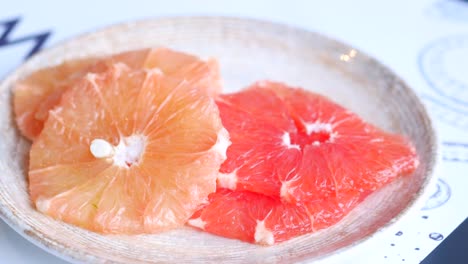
[1,0,467,263]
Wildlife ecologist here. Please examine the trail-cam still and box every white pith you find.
[217,170,238,190]
[90,134,147,168]
[281,132,300,150]
[187,217,206,230]
[254,220,275,245]
[211,127,231,160]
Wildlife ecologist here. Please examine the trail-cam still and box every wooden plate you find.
[0,17,438,263]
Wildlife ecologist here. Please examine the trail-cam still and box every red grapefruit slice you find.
[216,81,419,203]
[188,188,359,245]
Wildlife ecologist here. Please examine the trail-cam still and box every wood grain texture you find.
[0,17,439,263]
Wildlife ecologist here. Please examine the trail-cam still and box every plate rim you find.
[0,15,440,263]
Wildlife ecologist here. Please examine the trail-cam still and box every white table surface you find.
[1,0,467,263]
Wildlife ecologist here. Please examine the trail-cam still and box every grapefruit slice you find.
[216,81,419,202]
[29,64,229,234]
[14,48,221,140]
[13,58,95,140]
[188,188,360,245]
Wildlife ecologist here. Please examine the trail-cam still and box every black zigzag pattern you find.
[0,17,51,59]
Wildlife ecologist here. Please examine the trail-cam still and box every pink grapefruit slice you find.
[28,64,229,234]
[14,48,221,140]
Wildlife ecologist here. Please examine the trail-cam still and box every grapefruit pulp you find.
[14,48,221,140]
[189,188,359,245]
[28,64,229,233]
[216,81,419,203]
[190,81,419,245]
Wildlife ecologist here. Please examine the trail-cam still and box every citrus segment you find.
[266,81,419,202]
[215,88,301,196]
[188,188,359,245]
[92,48,221,96]
[14,48,221,140]
[29,64,229,234]
[14,58,95,140]
[216,81,419,203]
